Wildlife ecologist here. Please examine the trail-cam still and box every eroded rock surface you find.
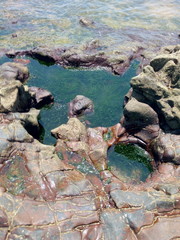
[0,62,31,113]
[131,46,180,131]
[0,48,180,239]
[116,46,180,165]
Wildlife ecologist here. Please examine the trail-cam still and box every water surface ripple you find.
[0,0,179,49]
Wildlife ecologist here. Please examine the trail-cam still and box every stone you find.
[0,62,29,82]
[0,62,31,113]
[88,128,108,171]
[29,86,54,108]
[51,117,87,141]
[131,48,180,130]
[100,209,137,240]
[137,216,180,240]
[79,17,94,27]
[122,98,160,143]
[123,98,159,128]
[150,133,180,164]
[0,47,180,240]
[68,95,94,117]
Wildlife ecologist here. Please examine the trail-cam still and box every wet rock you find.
[29,86,54,109]
[79,17,94,27]
[68,95,94,117]
[12,33,17,38]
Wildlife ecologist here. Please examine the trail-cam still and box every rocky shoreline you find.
[0,45,179,239]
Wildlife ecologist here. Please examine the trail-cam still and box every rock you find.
[137,216,180,240]
[0,62,29,83]
[123,98,159,129]
[0,108,40,139]
[88,128,108,171]
[122,98,160,143]
[0,62,31,113]
[29,86,54,109]
[79,17,94,27]
[0,49,180,239]
[150,133,180,164]
[68,95,94,117]
[51,118,87,141]
[131,47,180,130]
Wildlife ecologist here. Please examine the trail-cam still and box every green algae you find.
[0,156,27,195]
[103,130,113,141]
[115,144,153,171]
[108,143,153,182]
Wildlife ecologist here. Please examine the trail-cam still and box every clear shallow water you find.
[0,0,179,49]
[108,144,153,182]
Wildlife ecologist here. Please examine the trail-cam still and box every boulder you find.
[51,118,87,141]
[131,47,180,130]
[123,98,159,129]
[0,62,31,113]
[68,95,94,117]
[122,98,160,143]
[29,86,54,108]
[0,62,29,83]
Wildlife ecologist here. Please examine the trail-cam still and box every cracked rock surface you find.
[0,49,179,240]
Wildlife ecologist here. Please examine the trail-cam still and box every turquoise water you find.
[27,58,152,181]
[0,0,179,49]
[27,58,138,144]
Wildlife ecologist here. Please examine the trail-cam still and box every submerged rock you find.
[79,17,94,27]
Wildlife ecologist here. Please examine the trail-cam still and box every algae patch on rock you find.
[108,143,153,182]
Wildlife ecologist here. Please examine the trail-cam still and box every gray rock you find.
[123,98,159,128]
[0,62,29,83]
[68,95,94,117]
[29,86,54,108]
